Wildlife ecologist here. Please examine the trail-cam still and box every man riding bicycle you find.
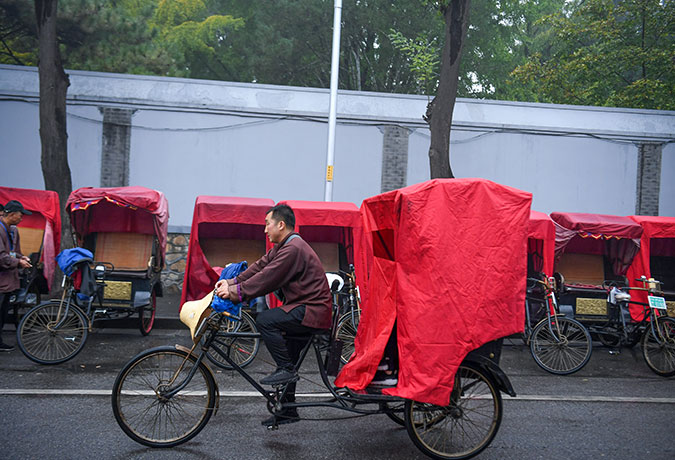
[215,204,332,425]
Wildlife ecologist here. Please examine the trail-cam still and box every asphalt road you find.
[0,328,674,460]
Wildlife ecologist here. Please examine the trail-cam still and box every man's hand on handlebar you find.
[215,279,231,299]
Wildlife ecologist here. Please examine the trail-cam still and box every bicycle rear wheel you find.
[335,310,360,364]
[404,362,502,460]
[641,316,675,377]
[112,346,218,447]
[530,316,592,375]
[138,291,156,336]
[16,301,88,365]
[204,311,260,369]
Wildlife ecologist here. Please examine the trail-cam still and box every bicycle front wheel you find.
[204,311,260,369]
[16,301,88,365]
[112,347,218,447]
[335,310,360,364]
[641,316,675,377]
[404,362,502,460]
[530,316,592,375]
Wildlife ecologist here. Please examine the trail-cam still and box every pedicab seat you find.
[93,232,155,272]
[16,227,45,258]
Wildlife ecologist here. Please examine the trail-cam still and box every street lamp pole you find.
[324,0,342,202]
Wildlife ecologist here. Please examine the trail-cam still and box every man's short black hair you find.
[267,204,295,230]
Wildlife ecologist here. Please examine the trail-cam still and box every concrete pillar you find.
[380,125,410,193]
[99,107,135,187]
[635,143,663,216]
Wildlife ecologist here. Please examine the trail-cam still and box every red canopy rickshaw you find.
[627,216,675,319]
[181,196,275,307]
[550,212,643,318]
[66,186,169,334]
[0,187,61,313]
[335,178,531,406]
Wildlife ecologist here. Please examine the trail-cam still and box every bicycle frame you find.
[588,278,669,346]
[176,311,404,418]
[526,277,567,344]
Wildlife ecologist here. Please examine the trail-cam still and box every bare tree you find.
[425,0,471,179]
[35,0,73,251]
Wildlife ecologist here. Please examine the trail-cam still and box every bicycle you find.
[526,276,593,375]
[111,286,515,460]
[587,277,675,377]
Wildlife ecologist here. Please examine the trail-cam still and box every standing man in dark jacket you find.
[0,200,33,351]
[215,204,332,425]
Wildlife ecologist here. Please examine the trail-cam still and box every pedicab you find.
[627,216,675,319]
[16,186,168,364]
[111,178,531,459]
[277,199,363,363]
[550,212,643,325]
[0,187,60,321]
[181,195,275,369]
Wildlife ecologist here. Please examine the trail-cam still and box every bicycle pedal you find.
[266,424,279,431]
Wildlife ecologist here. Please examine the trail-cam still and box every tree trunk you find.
[35,0,73,251]
[425,0,471,179]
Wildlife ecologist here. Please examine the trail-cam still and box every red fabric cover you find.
[66,186,169,268]
[180,196,275,306]
[551,212,643,254]
[626,216,675,320]
[528,210,555,276]
[334,179,532,406]
[0,186,61,289]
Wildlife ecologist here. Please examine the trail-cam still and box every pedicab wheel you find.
[529,316,592,375]
[112,346,218,447]
[204,311,260,369]
[16,301,88,365]
[138,291,156,336]
[404,362,502,460]
[335,310,360,364]
[641,316,675,377]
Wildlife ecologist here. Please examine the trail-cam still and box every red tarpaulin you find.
[550,212,643,277]
[66,186,169,268]
[528,210,555,276]
[0,186,61,289]
[181,196,275,306]
[626,216,675,320]
[334,179,531,406]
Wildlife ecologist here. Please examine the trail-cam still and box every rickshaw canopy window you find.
[66,186,169,269]
[335,178,532,406]
[551,212,643,277]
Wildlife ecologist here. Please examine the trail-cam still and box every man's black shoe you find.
[0,343,14,352]
[260,368,299,386]
[261,408,300,427]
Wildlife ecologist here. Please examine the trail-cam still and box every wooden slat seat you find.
[94,232,154,271]
[557,253,605,286]
[200,239,266,268]
[17,227,44,256]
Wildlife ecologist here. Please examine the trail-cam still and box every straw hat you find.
[180,291,214,341]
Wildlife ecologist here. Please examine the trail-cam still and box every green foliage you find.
[1,0,672,110]
[510,0,675,110]
[387,29,439,95]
